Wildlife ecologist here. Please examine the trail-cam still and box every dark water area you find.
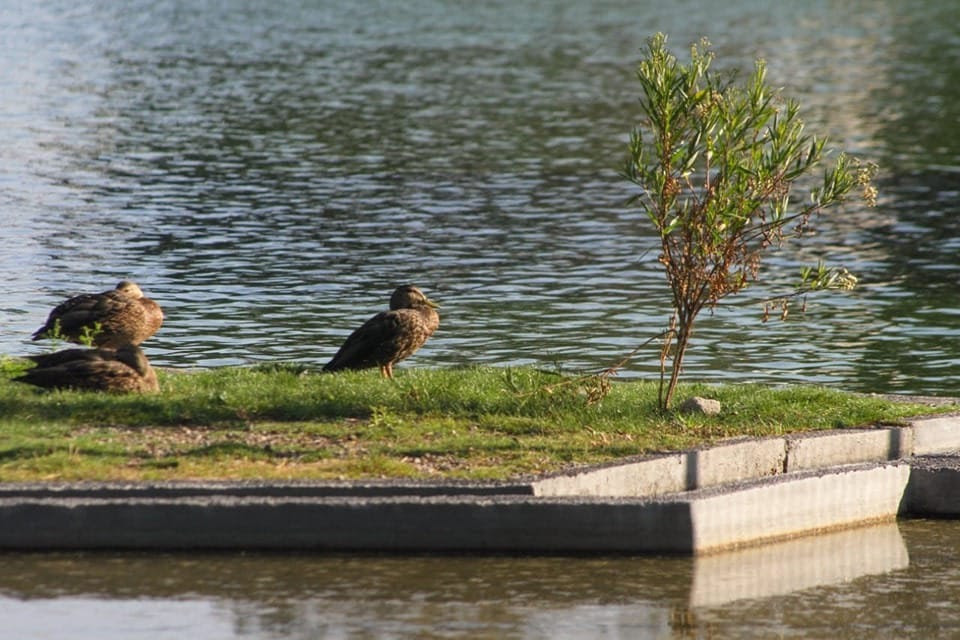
[0,520,958,639]
[1,0,959,393]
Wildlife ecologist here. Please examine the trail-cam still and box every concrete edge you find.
[0,493,695,553]
[0,415,956,553]
[910,414,960,455]
[689,462,910,553]
[1,415,954,503]
[533,414,960,498]
[0,480,534,499]
[0,461,914,554]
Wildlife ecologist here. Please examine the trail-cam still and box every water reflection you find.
[0,520,954,639]
[689,522,907,608]
[1,0,959,394]
[695,519,960,639]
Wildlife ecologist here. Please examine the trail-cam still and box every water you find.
[1,2,959,635]
[0,519,957,639]
[0,0,958,393]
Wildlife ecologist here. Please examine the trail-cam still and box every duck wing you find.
[33,291,162,347]
[323,310,409,371]
[33,290,133,340]
[14,358,154,393]
[26,347,118,368]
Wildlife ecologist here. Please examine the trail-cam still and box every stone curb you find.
[532,414,960,498]
[0,414,957,553]
[0,462,913,553]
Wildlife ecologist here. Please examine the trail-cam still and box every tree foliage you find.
[624,34,877,409]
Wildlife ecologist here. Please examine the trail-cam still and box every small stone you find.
[679,396,721,416]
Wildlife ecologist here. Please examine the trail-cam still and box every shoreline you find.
[2,412,958,554]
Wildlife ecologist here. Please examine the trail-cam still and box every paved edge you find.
[531,414,959,498]
[0,414,957,553]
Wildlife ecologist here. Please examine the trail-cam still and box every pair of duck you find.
[15,282,440,393]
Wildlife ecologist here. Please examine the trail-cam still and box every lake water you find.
[1,0,959,394]
[2,2,960,637]
[0,519,958,639]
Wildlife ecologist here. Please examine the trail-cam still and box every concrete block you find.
[531,454,687,497]
[910,416,960,455]
[687,462,910,553]
[0,495,698,553]
[785,428,910,472]
[0,462,916,553]
[691,437,786,489]
[532,438,787,498]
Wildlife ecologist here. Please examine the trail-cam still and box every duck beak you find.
[426,296,440,309]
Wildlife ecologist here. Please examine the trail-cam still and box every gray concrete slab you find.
[531,453,688,497]
[688,462,910,552]
[691,437,786,489]
[532,438,787,498]
[536,416,960,501]
[785,427,910,472]
[910,415,960,455]
[0,461,913,553]
[0,494,696,553]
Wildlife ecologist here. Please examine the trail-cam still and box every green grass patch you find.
[0,360,954,482]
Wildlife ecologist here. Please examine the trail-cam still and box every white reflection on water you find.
[0,599,236,640]
[689,522,908,608]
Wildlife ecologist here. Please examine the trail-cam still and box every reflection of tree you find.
[669,606,704,638]
[837,1,960,394]
[865,174,960,291]
[871,3,960,170]
[849,172,960,394]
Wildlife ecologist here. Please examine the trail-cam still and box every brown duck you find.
[323,285,440,378]
[14,344,159,393]
[32,280,164,348]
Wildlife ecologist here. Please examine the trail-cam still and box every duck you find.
[323,285,440,378]
[14,344,159,393]
[32,280,164,348]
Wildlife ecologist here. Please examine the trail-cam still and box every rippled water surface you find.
[0,520,958,639]
[2,0,959,392]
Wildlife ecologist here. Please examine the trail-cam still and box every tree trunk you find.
[661,314,694,410]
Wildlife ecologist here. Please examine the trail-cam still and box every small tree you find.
[624,34,876,410]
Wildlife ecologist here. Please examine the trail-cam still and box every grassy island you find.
[0,362,954,483]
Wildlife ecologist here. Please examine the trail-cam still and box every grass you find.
[0,359,955,482]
